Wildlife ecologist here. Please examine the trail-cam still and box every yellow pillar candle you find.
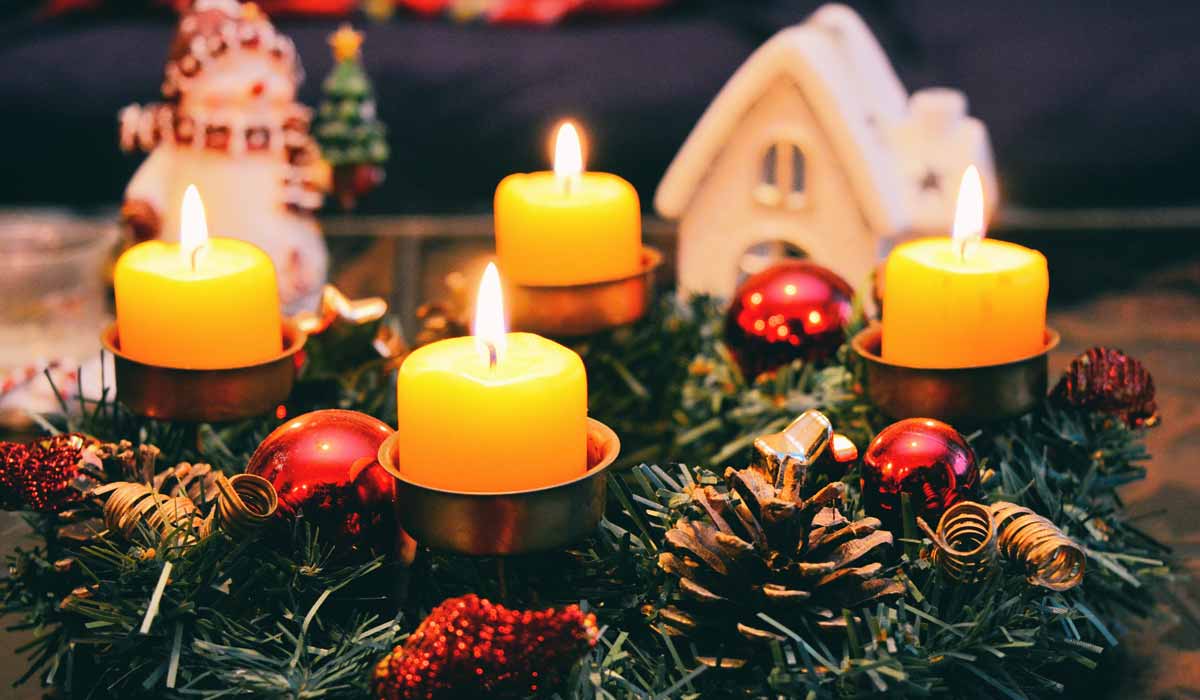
[882,167,1048,368]
[494,122,642,286]
[395,263,588,492]
[114,186,281,370]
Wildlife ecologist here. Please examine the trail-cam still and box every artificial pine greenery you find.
[0,298,1170,699]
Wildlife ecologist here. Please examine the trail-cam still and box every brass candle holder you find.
[508,247,662,337]
[850,323,1060,425]
[376,418,619,556]
[101,319,307,422]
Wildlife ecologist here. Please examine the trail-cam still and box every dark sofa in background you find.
[2,0,1198,217]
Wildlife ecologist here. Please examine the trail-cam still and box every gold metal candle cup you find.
[851,324,1060,425]
[376,417,619,556]
[101,319,306,422]
[508,247,662,337]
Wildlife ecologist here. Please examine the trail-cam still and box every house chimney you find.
[909,88,967,136]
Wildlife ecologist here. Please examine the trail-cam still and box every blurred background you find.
[0,0,1197,697]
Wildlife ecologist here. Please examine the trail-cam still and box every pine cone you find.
[152,461,224,506]
[1051,346,1158,428]
[652,411,903,666]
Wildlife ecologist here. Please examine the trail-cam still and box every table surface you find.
[0,259,1196,699]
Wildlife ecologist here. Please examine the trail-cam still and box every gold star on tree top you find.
[330,24,364,62]
[240,2,263,22]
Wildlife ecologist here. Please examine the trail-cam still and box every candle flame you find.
[951,165,985,260]
[553,121,584,181]
[180,184,209,271]
[473,262,507,367]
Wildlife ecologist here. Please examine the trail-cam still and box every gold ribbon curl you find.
[918,500,1085,591]
[96,482,204,546]
[991,501,1085,591]
[918,501,998,585]
[204,473,278,538]
[94,472,278,546]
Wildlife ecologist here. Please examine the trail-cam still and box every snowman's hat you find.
[162,0,303,100]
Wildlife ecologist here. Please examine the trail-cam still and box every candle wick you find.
[486,341,498,370]
[561,175,572,197]
[189,244,205,273]
[956,235,976,263]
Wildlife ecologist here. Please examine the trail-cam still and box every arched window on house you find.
[754,140,806,210]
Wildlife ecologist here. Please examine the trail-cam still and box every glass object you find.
[0,212,117,404]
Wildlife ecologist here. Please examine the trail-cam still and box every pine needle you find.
[140,561,173,635]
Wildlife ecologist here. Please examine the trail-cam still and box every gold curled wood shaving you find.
[94,472,279,545]
[917,500,998,584]
[204,473,278,538]
[990,501,1085,591]
[94,481,203,546]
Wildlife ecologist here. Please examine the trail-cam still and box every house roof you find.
[654,4,911,235]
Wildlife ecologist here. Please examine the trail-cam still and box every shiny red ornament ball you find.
[372,594,599,700]
[724,261,854,378]
[246,409,398,559]
[861,418,981,533]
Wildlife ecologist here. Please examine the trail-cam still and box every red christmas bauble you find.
[860,418,981,532]
[246,409,397,559]
[724,261,854,378]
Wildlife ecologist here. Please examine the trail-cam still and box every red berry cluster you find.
[373,594,599,700]
[1051,347,1158,428]
[0,434,97,513]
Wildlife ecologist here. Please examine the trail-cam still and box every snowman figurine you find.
[120,0,330,313]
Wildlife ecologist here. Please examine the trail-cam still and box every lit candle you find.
[395,262,588,492]
[114,185,282,369]
[494,121,642,286]
[882,166,1048,368]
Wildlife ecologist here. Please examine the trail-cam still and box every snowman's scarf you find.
[119,101,324,213]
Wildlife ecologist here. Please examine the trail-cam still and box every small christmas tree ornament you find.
[1051,346,1158,428]
[860,418,981,533]
[245,409,403,560]
[652,410,902,666]
[723,260,853,379]
[0,434,101,513]
[316,24,389,210]
[372,594,599,700]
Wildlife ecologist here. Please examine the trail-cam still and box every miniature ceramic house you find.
[656,4,997,299]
